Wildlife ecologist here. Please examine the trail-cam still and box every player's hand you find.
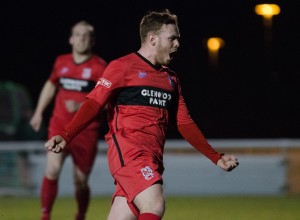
[217,154,239,172]
[29,114,43,132]
[45,135,66,153]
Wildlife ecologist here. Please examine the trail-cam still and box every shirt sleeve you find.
[60,98,102,143]
[87,59,125,105]
[175,77,223,164]
[178,122,223,164]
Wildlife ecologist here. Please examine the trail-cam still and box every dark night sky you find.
[2,1,300,139]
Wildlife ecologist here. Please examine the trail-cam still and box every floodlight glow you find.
[207,38,224,52]
[255,4,280,18]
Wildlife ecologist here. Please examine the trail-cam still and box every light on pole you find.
[206,37,225,70]
[255,4,280,46]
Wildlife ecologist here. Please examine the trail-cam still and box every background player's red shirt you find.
[49,53,107,132]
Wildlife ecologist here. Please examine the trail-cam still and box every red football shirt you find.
[49,53,107,133]
[87,52,193,174]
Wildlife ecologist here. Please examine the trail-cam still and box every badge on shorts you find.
[141,166,154,180]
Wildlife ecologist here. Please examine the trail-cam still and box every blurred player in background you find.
[44,10,238,220]
[30,20,107,220]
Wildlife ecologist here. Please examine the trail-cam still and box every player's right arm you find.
[45,59,125,153]
[30,80,57,132]
[45,98,102,153]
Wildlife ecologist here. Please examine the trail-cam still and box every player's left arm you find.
[178,122,238,171]
[175,79,238,171]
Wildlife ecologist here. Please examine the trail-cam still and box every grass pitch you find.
[1,195,300,220]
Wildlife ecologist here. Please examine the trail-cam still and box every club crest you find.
[141,166,154,180]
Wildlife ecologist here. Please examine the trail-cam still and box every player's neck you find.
[73,52,93,64]
[137,48,157,66]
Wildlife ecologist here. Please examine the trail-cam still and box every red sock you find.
[40,177,58,220]
[138,213,161,220]
[75,186,90,220]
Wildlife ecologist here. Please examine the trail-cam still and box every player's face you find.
[69,24,94,54]
[155,24,180,66]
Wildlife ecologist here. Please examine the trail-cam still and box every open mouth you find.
[169,51,177,58]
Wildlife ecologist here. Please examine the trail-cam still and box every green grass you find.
[1,195,300,220]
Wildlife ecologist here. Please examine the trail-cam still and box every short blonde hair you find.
[139,9,178,43]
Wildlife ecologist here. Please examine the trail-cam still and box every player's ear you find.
[69,36,74,46]
[148,32,157,46]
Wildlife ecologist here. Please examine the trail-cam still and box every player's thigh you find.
[70,132,98,174]
[134,183,165,215]
[73,165,89,186]
[107,196,137,220]
[45,151,66,178]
